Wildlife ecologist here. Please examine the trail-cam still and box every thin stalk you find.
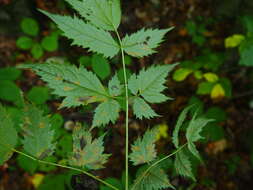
[131,143,188,190]
[115,29,129,190]
[12,149,119,190]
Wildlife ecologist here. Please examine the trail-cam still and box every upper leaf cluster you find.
[40,0,171,58]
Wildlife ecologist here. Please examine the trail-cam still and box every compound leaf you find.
[22,105,55,159]
[19,63,108,108]
[70,125,110,170]
[132,97,158,119]
[129,128,158,165]
[172,105,193,148]
[0,104,18,165]
[40,10,119,58]
[92,99,120,127]
[174,149,196,181]
[122,28,173,57]
[108,74,122,97]
[132,165,174,190]
[128,64,176,103]
[65,0,121,31]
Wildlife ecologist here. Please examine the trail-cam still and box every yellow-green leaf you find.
[173,68,192,81]
[211,84,225,99]
[225,34,245,48]
[193,70,203,80]
[155,123,169,140]
[203,72,219,82]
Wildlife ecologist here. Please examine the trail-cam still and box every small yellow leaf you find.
[225,34,245,48]
[203,72,219,82]
[31,173,45,188]
[156,123,169,140]
[211,84,225,99]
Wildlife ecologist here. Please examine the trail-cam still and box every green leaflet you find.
[128,64,176,103]
[132,165,174,190]
[92,99,120,127]
[39,10,119,58]
[132,97,158,119]
[129,129,158,165]
[0,104,18,165]
[19,63,108,108]
[64,0,121,31]
[172,105,193,148]
[22,105,55,159]
[122,28,173,57]
[239,42,253,66]
[174,149,196,181]
[91,54,111,80]
[108,74,122,97]
[70,125,110,170]
[186,116,213,161]
[186,117,213,143]
[188,142,201,162]
[0,67,21,81]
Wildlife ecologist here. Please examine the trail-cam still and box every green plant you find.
[225,15,253,66]
[185,17,214,46]
[173,50,232,100]
[1,1,213,189]
[16,17,59,59]
[0,67,23,107]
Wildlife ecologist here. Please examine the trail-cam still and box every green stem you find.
[115,30,129,190]
[131,143,188,190]
[12,149,119,190]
